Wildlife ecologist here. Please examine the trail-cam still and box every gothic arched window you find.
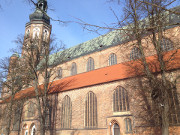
[43,29,49,41]
[30,124,36,135]
[87,57,94,71]
[125,118,132,133]
[33,27,40,39]
[61,96,72,129]
[45,101,52,129]
[85,91,97,128]
[27,102,35,117]
[130,47,141,60]
[71,62,77,76]
[57,67,62,78]
[109,53,117,66]
[169,82,180,125]
[160,38,173,51]
[25,130,28,135]
[26,29,30,39]
[13,105,22,130]
[113,86,130,112]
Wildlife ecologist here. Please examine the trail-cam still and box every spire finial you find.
[29,0,50,24]
[37,0,48,12]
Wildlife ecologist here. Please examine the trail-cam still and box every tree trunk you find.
[17,102,23,135]
[34,79,45,135]
[6,94,15,135]
[162,126,169,135]
[161,95,169,135]
[40,124,45,135]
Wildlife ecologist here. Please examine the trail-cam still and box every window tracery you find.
[125,118,132,133]
[71,62,77,75]
[43,29,49,41]
[33,27,40,39]
[130,47,141,60]
[160,38,173,51]
[85,91,97,128]
[27,102,35,117]
[87,57,94,71]
[113,86,130,112]
[61,95,72,129]
[26,29,30,39]
[57,67,62,78]
[109,53,117,66]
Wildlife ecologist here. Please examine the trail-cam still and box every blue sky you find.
[0,0,179,59]
[0,0,123,58]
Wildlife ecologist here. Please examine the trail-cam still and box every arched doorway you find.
[22,124,28,135]
[25,130,28,135]
[112,123,120,135]
[30,124,36,135]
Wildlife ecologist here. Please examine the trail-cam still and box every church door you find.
[24,130,28,135]
[113,123,120,135]
[31,125,36,135]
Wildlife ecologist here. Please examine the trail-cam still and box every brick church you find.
[0,0,180,135]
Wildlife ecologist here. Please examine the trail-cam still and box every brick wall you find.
[1,26,180,135]
[46,26,180,84]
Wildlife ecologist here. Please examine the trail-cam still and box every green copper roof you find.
[49,29,129,66]
[49,6,180,66]
[11,53,19,58]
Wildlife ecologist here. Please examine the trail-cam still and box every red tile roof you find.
[1,49,180,103]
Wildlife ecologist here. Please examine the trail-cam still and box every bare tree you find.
[73,0,180,135]
[0,54,30,135]
[18,32,65,135]
[105,0,180,135]
[123,1,180,134]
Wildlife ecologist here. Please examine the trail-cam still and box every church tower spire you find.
[22,0,51,55]
[29,0,50,24]
[37,0,48,12]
